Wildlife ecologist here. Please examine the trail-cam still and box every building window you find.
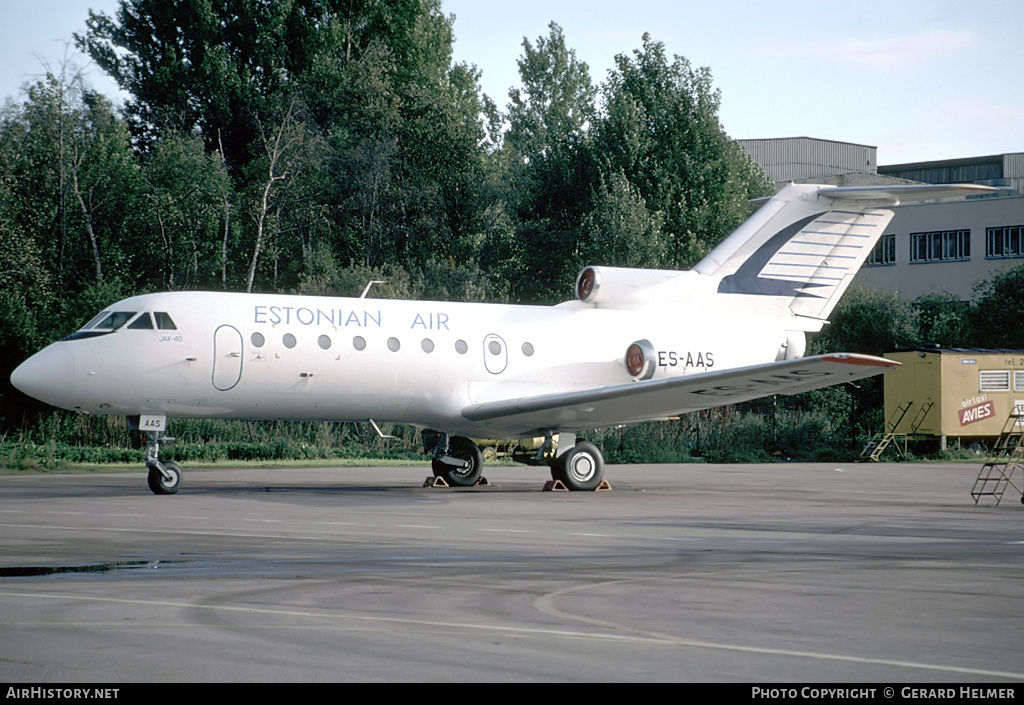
[909,229,970,263]
[980,370,1010,392]
[1014,371,1024,392]
[864,234,896,266]
[985,225,1024,259]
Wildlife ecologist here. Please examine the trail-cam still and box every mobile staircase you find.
[860,401,933,461]
[971,412,1024,506]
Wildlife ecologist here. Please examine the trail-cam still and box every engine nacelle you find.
[624,339,657,380]
[575,265,703,307]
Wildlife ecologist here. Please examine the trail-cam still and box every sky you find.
[1,0,1021,166]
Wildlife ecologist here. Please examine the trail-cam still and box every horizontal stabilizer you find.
[816,183,997,204]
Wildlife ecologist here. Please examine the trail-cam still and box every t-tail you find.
[693,182,992,321]
[574,181,994,337]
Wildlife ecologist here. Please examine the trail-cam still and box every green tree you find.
[500,22,599,302]
[913,292,969,348]
[580,170,666,268]
[967,264,1024,348]
[139,130,232,290]
[810,287,920,357]
[78,0,315,170]
[505,22,596,160]
[592,34,770,269]
[0,73,138,304]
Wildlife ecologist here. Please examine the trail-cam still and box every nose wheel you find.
[141,425,181,495]
[147,460,182,495]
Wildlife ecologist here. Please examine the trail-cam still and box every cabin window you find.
[154,312,177,330]
[522,342,535,357]
[387,337,401,352]
[455,339,468,354]
[128,313,154,329]
[283,333,297,349]
[318,335,332,350]
[353,336,366,351]
[251,332,265,348]
[421,338,434,353]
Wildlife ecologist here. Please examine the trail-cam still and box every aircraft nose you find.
[10,344,76,409]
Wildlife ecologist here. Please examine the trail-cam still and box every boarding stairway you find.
[860,401,933,462]
[971,412,1024,506]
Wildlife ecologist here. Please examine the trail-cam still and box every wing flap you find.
[462,353,898,434]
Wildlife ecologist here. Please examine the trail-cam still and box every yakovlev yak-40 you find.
[11,183,993,493]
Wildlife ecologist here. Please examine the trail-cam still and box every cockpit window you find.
[93,312,137,331]
[154,312,177,330]
[128,313,154,329]
[82,311,110,330]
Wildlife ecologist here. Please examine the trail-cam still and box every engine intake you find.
[625,339,656,380]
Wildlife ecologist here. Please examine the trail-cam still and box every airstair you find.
[860,401,933,461]
[971,412,1024,506]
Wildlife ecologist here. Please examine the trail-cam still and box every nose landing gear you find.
[144,430,181,495]
[129,415,181,495]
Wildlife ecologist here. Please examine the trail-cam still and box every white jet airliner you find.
[11,182,992,493]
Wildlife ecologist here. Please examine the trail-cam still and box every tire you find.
[431,437,483,487]
[551,442,604,491]
[481,446,498,463]
[147,461,181,495]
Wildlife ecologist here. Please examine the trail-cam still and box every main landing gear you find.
[424,430,606,491]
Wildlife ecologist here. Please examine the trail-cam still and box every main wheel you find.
[147,461,181,495]
[551,441,604,491]
[431,437,483,487]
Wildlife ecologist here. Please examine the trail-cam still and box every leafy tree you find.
[78,0,315,170]
[967,264,1024,348]
[592,34,770,269]
[505,22,596,160]
[580,170,666,268]
[913,292,969,349]
[809,286,920,357]
[139,130,232,289]
[0,73,138,301]
[500,22,599,302]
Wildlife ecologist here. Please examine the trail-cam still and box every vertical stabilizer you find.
[694,182,993,322]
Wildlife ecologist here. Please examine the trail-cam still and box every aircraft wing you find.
[462,353,898,435]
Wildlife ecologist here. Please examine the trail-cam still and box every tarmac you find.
[0,461,1021,682]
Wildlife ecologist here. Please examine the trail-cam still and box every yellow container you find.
[884,349,1024,438]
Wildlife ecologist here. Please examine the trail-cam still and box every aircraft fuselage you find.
[14,290,786,437]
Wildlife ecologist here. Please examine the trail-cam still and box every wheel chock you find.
[543,479,612,492]
[423,476,491,488]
